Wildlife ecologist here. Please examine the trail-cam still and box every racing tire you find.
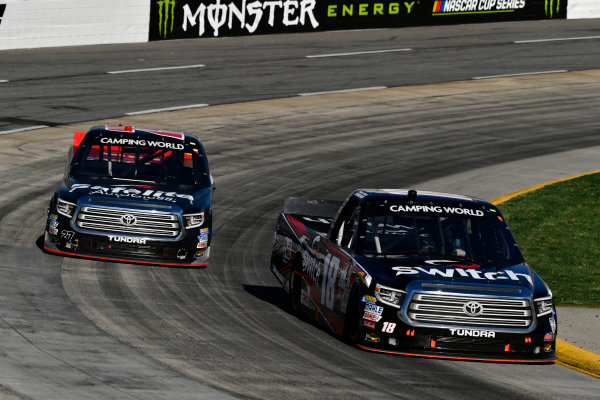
[343,285,363,345]
[288,255,306,318]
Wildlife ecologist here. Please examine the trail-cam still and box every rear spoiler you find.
[283,197,343,235]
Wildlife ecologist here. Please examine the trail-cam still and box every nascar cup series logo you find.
[432,0,526,14]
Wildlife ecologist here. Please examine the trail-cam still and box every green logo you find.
[157,0,176,39]
[545,0,560,18]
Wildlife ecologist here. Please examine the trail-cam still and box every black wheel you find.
[288,255,304,316]
[343,285,364,345]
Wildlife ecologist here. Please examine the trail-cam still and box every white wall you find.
[0,0,149,50]
[568,0,600,19]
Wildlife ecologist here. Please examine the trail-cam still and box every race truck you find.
[270,189,557,362]
[44,125,214,267]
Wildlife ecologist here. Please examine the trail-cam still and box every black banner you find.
[0,4,6,27]
[149,0,568,41]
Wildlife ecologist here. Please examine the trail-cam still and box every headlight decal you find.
[56,198,76,218]
[534,296,554,317]
[374,284,406,309]
[183,212,205,229]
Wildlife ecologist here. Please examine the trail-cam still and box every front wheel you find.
[343,285,364,345]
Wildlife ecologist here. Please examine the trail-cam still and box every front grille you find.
[406,293,532,329]
[75,206,180,238]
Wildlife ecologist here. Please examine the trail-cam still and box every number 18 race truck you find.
[270,189,557,362]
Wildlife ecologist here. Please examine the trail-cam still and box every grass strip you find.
[496,173,600,307]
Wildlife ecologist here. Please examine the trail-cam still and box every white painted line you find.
[125,104,209,116]
[299,86,387,96]
[515,36,600,44]
[0,125,49,135]
[108,64,205,74]
[307,49,412,58]
[0,80,8,83]
[473,70,568,80]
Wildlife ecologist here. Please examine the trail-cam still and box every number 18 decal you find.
[382,322,396,333]
[321,253,340,310]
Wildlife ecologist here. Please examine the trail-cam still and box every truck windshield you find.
[71,138,208,186]
[358,201,524,265]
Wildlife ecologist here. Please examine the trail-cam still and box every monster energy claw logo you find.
[157,0,176,39]
[545,0,560,18]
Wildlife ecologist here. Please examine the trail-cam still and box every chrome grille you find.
[406,293,532,329]
[76,206,180,238]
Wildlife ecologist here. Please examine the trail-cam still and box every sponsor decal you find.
[364,303,384,315]
[361,295,377,304]
[449,328,496,338]
[197,242,208,249]
[271,265,286,285]
[195,250,205,258]
[69,183,194,203]
[99,137,185,150]
[544,343,553,352]
[300,291,311,308]
[549,315,556,335]
[49,214,58,221]
[363,312,382,322]
[48,226,59,235]
[302,249,321,284]
[389,204,484,217]
[49,220,59,229]
[392,265,533,285]
[544,332,553,342]
[432,0,526,15]
[108,236,148,244]
[363,320,376,330]
[365,332,381,343]
[200,227,210,233]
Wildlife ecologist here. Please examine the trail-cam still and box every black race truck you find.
[271,189,556,362]
[44,125,214,267]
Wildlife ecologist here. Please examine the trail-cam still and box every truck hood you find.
[357,257,534,291]
[58,178,211,211]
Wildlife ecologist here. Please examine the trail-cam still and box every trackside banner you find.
[149,0,568,40]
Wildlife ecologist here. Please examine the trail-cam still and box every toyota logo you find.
[120,214,137,226]
[463,301,483,316]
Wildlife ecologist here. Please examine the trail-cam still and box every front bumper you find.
[44,211,210,267]
[357,325,556,362]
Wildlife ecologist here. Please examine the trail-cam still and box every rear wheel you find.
[288,256,304,316]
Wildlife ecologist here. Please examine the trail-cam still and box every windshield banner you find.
[149,0,567,40]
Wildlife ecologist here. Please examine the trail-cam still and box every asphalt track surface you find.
[1,20,600,400]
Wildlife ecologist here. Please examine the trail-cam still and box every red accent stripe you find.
[356,345,556,363]
[44,246,208,267]
[73,131,86,153]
